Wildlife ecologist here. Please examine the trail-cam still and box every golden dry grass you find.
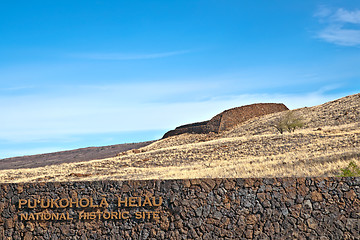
[0,93,359,183]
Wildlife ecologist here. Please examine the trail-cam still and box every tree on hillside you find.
[273,111,304,134]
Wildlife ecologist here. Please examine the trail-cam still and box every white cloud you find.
[71,50,190,60]
[334,8,360,24]
[318,25,360,46]
[315,7,360,46]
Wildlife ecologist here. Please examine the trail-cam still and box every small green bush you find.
[273,112,304,134]
[337,161,360,177]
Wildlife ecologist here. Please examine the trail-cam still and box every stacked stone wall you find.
[0,177,359,239]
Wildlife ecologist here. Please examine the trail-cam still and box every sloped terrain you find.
[0,141,155,170]
[0,93,359,183]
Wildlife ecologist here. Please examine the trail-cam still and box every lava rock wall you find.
[0,177,359,239]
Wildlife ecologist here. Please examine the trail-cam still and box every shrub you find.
[273,120,286,134]
[273,112,304,134]
[337,161,360,177]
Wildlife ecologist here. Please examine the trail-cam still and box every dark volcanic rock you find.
[1,177,359,239]
[163,103,289,138]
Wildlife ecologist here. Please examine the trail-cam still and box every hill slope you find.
[0,93,359,183]
[0,141,155,170]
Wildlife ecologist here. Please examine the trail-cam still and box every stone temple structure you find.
[163,103,289,138]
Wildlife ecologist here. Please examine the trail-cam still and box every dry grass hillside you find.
[0,93,359,183]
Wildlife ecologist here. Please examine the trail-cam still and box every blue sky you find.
[1,1,360,158]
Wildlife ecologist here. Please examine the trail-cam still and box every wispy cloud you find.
[333,8,360,24]
[71,50,190,60]
[315,7,360,46]
[318,26,360,46]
